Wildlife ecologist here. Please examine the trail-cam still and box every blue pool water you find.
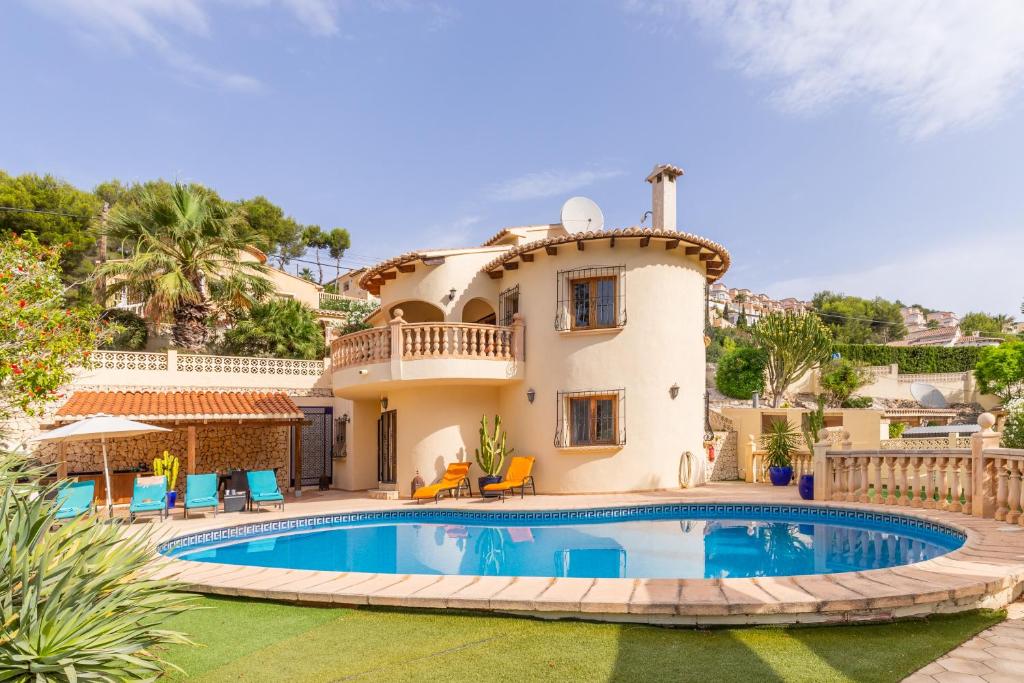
[165,505,964,580]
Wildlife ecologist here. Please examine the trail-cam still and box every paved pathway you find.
[905,601,1024,683]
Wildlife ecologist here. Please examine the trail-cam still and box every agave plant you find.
[0,450,192,681]
[802,395,826,453]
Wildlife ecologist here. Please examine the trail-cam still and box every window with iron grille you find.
[555,266,625,331]
[498,284,519,326]
[554,389,626,447]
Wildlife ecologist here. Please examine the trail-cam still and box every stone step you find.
[377,482,398,491]
[367,489,399,500]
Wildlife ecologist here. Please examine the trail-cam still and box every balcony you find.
[330,317,525,396]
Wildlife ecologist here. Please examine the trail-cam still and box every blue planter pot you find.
[478,475,502,498]
[166,490,177,509]
[798,474,814,500]
[768,466,793,487]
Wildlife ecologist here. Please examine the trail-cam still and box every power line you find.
[0,206,93,219]
[813,309,906,327]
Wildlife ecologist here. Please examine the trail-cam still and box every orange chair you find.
[412,463,472,503]
[482,456,536,501]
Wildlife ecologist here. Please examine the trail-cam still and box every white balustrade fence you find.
[89,349,327,376]
[813,414,1024,525]
[330,327,391,369]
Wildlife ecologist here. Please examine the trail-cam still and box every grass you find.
[160,597,1003,682]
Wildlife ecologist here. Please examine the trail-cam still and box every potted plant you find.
[764,419,799,486]
[475,414,511,498]
[798,396,826,499]
[153,450,180,508]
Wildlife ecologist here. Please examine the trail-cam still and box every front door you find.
[295,406,332,488]
[377,409,397,485]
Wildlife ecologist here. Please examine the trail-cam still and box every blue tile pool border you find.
[158,502,967,557]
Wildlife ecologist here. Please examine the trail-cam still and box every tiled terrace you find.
[141,482,1024,626]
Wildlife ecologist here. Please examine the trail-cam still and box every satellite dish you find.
[560,196,604,233]
[910,382,948,409]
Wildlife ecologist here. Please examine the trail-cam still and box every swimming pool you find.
[162,504,964,580]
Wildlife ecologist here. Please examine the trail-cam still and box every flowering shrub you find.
[0,233,104,418]
[1003,399,1024,450]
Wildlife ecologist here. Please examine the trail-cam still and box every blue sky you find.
[2,0,1023,316]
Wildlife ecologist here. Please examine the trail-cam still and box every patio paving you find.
[137,482,1024,626]
[904,600,1024,683]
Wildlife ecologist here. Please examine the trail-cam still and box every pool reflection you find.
[180,517,955,579]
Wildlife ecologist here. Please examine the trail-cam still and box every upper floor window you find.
[498,284,519,326]
[555,266,625,331]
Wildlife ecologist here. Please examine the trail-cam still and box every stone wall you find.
[707,410,739,481]
[36,424,290,496]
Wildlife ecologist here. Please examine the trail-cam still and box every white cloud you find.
[761,229,1024,317]
[422,215,482,249]
[627,0,1024,138]
[485,169,623,202]
[280,0,339,36]
[32,0,263,92]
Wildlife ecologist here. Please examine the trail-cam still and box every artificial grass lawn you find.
[161,597,1002,683]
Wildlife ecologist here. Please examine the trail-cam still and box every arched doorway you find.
[390,301,444,323]
[461,298,496,325]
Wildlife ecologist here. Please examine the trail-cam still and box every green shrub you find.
[100,308,149,351]
[323,297,378,336]
[1003,400,1024,449]
[819,358,870,407]
[842,396,874,409]
[833,343,984,374]
[716,346,767,400]
[889,422,907,439]
[974,340,1024,403]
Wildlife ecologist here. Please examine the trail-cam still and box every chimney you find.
[646,163,684,231]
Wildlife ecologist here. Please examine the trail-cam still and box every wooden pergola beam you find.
[684,246,700,255]
[545,245,558,256]
[640,236,651,247]
[576,240,585,251]
[520,253,534,262]
[699,252,715,261]
[503,261,519,270]
[187,425,196,475]
[396,263,415,273]
[665,239,680,250]
[380,271,397,280]
[489,270,504,279]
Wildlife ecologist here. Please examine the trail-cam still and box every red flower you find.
[18,299,26,308]
[11,365,22,375]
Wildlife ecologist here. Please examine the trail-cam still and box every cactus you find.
[475,414,512,476]
[802,395,826,454]
[152,450,179,492]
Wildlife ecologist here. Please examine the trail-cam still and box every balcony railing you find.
[331,327,391,368]
[331,316,523,371]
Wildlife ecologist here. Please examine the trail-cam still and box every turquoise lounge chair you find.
[184,473,219,518]
[129,475,168,523]
[55,480,95,520]
[246,470,284,512]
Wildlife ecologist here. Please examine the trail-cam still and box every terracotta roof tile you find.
[55,391,303,422]
[480,227,730,281]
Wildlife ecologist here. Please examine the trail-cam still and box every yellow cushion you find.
[482,480,522,491]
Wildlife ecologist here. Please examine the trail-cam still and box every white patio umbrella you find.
[30,414,171,518]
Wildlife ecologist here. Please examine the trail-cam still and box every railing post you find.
[743,434,757,483]
[972,412,1000,517]
[389,309,405,380]
[511,313,525,360]
[813,429,831,500]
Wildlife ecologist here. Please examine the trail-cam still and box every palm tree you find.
[96,183,272,350]
[219,299,327,360]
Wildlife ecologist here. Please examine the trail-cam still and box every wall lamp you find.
[380,396,389,411]
[669,383,680,400]
[340,413,350,423]
[448,287,457,302]
[527,388,536,404]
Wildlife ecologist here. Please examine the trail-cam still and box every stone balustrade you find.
[813,413,1024,525]
[331,310,524,371]
[400,322,514,360]
[330,327,391,369]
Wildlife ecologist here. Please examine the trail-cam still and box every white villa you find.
[329,164,729,495]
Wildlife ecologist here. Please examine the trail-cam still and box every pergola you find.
[52,390,308,490]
